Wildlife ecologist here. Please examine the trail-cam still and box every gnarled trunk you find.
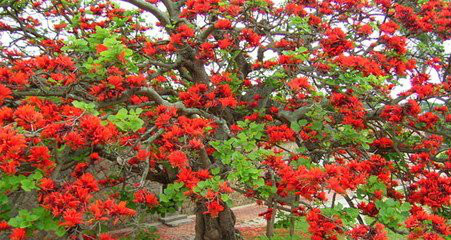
[194,202,240,240]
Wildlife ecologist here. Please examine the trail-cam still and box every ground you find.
[157,204,268,240]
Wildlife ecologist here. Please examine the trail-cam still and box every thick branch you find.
[121,0,170,26]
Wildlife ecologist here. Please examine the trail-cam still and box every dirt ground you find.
[157,204,268,240]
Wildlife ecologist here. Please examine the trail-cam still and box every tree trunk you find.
[194,202,240,240]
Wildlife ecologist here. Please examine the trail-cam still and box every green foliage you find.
[8,207,65,237]
[193,176,233,206]
[356,176,387,199]
[0,171,42,193]
[72,100,100,116]
[333,125,372,150]
[245,0,271,7]
[289,16,312,33]
[63,26,138,74]
[0,0,28,9]
[375,198,411,229]
[290,119,308,132]
[210,120,275,200]
[108,108,144,132]
[322,203,360,226]
[157,182,187,215]
[61,37,90,53]
[357,175,387,198]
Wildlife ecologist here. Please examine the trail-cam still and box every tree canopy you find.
[0,0,451,239]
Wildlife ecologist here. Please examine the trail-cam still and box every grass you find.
[244,216,407,240]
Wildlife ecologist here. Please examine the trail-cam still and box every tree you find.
[1,0,451,239]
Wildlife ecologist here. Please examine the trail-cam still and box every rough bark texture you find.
[194,202,240,240]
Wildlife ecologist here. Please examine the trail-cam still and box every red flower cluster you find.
[346,223,388,240]
[266,124,295,143]
[334,55,385,76]
[325,161,369,194]
[405,207,451,239]
[418,112,439,129]
[90,73,146,101]
[0,127,27,174]
[214,19,232,29]
[409,172,451,208]
[167,150,189,168]
[321,28,353,56]
[380,105,403,123]
[204,201,224,218]
[330,92,366,129]
[287,77,311,91]
[240,28,261,47]
[306,208,343,240]
[263,155,326,200]
[133,189,159,208]
[179,83,237,108]
[170,24,195,45]
[371,137,393,149]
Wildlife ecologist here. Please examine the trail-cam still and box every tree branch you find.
[121,0,170,26]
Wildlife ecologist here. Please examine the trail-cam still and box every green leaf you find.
[29,171,43,180]
[290,121,301,132]
[21,179,37,192]
[255,178,265,187]
[211,167,220,175]
[311,121,323,131]
[108,108,144,132]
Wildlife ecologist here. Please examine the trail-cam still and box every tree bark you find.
[194,202,240,240]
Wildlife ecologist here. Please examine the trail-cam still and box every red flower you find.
[14,104,44,130]
[177,24,195,38]
[266,125,296,143]
[287,77,311,91]
[358,24,373,35]
[0,220,10,230]
[126,75,146,86]
[96,44,108,54]
[64,131,86,150]
[99,233,117,240]
[418,112,439,129]
[380,21,399,34]
[214,19,232,29]
[380,105,403,123]
[9,72,29,85]
[10,228,26,240]
[133,189,159,208]
[218,38,233,49]
[321,28,353,56]
[306,208,343,239]
[167,150,189,168]
[240,28,261,47]
[204,201,224,218]
[143,42,157,55]
[177,168,199,189]
[405,99,421,116]
[28,146,54,172]
[371,137,393,148]
[60,209,83,227]
[0,84,12,104]
[75,173,99,192]
[39,178,55,191]
[189,138,204,149]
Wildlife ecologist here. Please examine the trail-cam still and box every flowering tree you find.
[1,0,451,239]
